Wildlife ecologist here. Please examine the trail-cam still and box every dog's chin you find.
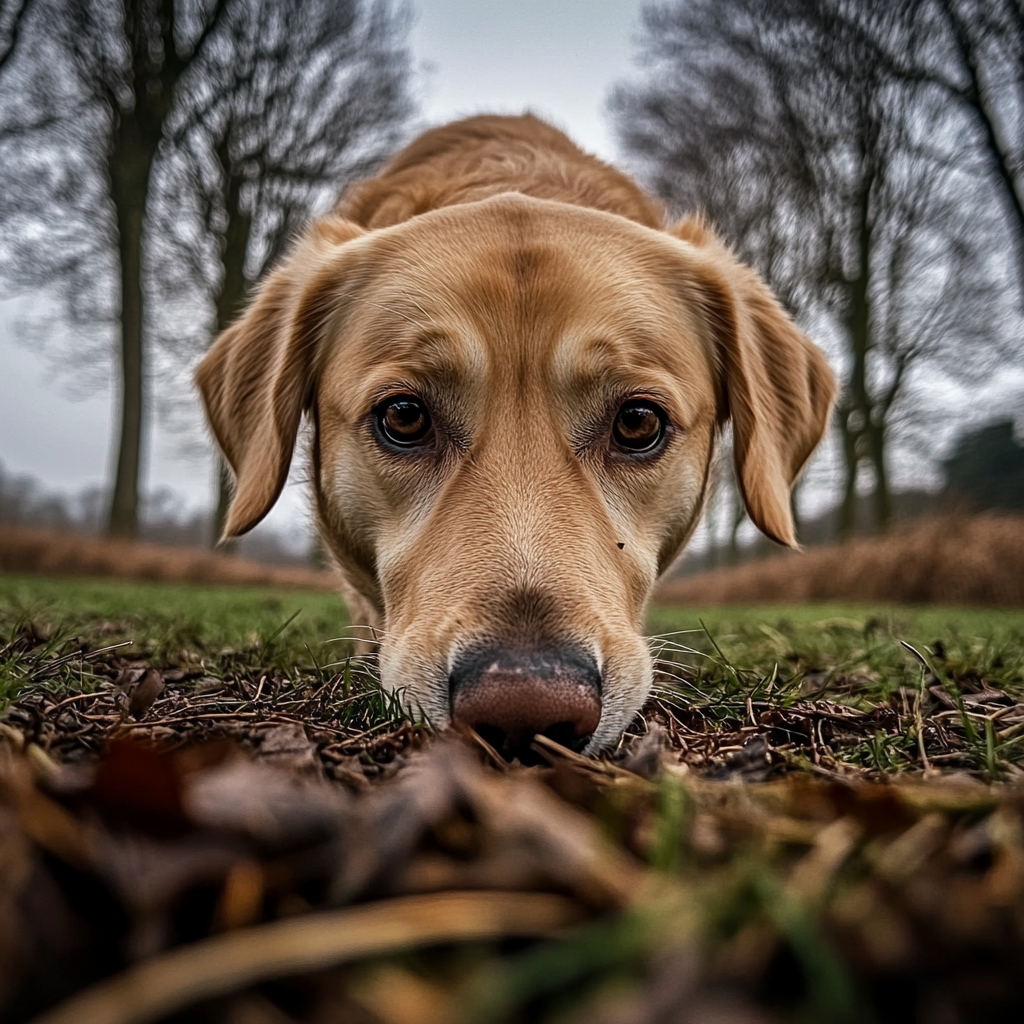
[583,665,654,755]
[376,653,452,730]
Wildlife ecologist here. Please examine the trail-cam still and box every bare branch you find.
[0,0,30,75]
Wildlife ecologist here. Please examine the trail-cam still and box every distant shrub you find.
[658,514,1024,606]
[0,526,336,590]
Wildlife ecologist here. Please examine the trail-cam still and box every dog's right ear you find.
[195,217,366,540]
[668,216,835,548]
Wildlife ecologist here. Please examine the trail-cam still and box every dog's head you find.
[197,194,834,756]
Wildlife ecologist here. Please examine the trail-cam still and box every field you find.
[661,513,1024,606]
[0,526,336,589]
[2,573,1024,1022]
[4,573,1022,778]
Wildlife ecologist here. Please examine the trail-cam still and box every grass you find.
[2,573,1024,779]
[0,572,347,656]
[0,575,422,775]
[644,603,1024,779]
[0,573,349,704]
[4,575,1024,1021]
[649,602,1024,723]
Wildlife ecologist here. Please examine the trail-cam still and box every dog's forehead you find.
[329,195,715,392]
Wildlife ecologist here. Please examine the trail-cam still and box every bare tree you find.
[879,0,1024,296]
[0,0,414,540]
[141,0,414,544]
[612,0,1017,538]
[0,0,232,537]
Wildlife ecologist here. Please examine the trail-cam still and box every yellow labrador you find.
[196,115,835,758]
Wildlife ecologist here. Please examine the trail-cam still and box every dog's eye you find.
[612,400,666,453]
[378,395,433,446]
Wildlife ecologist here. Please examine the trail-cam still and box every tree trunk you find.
[216,140,252,330]
[837,174,874,540]
[705,494,718,569]
[106,110,151,538]
[728,494,744,565]
[211,138,253,549]
[838,422,860,540]
[869,414,892,532]
[105,0,225,537]
[213,458,236,550]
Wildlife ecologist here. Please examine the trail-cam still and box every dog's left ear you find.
[195,216,367,540]
[670,217,836,547]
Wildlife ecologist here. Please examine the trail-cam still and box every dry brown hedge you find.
[0,526,337,590]
[5,515,1024,605]
[658,513,1024,606]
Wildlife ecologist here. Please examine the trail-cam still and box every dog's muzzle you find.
[448,644,602,762]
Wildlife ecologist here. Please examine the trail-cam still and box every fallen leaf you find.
[128,669,165,721]
[30,891,582,1024]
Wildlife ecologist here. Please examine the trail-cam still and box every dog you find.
[196,114,835,759]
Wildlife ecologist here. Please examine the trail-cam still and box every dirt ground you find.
[3,609,1024,1023]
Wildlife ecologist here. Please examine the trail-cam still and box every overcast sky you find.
[0,0,647,539]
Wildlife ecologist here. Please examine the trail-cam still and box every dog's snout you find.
[449,646,602,762]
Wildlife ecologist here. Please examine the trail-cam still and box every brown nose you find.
[449,646,602,762]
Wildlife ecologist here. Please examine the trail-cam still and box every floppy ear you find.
[195,216,366,540]
[670,217,836,547]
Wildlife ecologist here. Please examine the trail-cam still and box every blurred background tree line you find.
[0,0,1022,565]
[613,0,1024,565]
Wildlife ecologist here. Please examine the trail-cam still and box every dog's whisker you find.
[646,635,705,647]
[648,649,701,664]
[652,680,712,702]
[651,664,703,687]
[404,295,444,330]
[319,656,380,672]
[653,676,706,697]
[650,691,705,712]
[652,657,694,670]
[366,300,429,330]
[647,638,711,655]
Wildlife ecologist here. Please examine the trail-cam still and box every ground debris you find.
[0,723,1023,1024]
[2,661,423,785]
[3,602,1024,1022]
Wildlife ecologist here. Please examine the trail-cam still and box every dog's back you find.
[339,113,663,230]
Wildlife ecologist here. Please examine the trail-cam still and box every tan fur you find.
[195,114,835,748]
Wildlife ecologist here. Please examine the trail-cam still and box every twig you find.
[913,664,931,774]
[457,725,508,770]
[30,641,133,681]
[30,891,581,1024]
[45,691,115,713]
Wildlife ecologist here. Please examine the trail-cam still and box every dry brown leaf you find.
[30,891,582,1024]
[348,964,458,1024]
[128,670,165,721]
[253,723,318,774]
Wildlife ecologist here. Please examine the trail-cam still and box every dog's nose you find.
[449,646,602,762]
